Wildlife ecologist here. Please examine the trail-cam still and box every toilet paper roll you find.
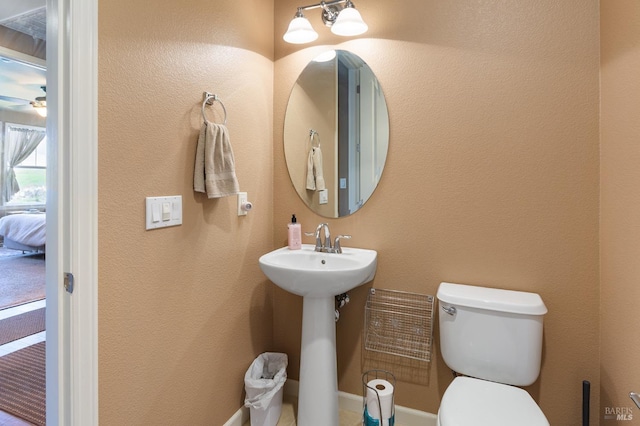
[366,379,394,426]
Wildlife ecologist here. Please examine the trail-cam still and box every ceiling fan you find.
[0,85,47,116]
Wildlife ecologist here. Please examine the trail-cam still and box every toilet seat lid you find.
[439,377,549,426]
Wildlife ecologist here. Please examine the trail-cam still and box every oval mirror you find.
[284,50,389,218]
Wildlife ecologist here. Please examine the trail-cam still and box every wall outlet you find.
[237,192,248,216]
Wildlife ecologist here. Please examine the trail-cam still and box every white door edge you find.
[46,0,99,424]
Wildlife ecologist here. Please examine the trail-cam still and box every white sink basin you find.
[259,243,378,425]
[258,244,377,297]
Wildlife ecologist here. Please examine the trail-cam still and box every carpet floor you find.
[0,342,45,426]
[0,254,45,311]
[0,247,30,259]
[0,309,46,346]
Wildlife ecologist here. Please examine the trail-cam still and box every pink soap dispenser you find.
[288,214,302,250]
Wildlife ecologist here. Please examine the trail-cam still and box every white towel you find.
[306,149,316,190]
[305,147,326,191]
[194,122,239,198]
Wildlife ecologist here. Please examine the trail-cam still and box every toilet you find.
[436,282,550,426]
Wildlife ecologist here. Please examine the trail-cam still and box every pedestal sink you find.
[259,244,377,425]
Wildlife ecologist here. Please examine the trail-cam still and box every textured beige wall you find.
[98,1,274,424]
[600,0,640,421]
[97,0,604,423]
[274,0,600,424]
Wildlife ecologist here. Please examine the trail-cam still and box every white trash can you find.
[244,352,288,426]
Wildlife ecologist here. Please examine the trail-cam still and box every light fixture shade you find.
[331,6,368,36]
[283,16,319,44]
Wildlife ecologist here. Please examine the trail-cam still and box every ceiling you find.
[0,0,46,116]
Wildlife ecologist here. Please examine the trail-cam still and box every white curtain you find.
[2,126,46,203]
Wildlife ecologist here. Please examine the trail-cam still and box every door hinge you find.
[64,272,75,294]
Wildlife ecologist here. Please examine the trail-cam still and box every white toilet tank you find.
[437,282,548,386]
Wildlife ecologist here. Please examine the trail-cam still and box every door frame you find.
[46,0,99,424]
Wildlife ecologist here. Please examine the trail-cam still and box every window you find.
[1,123,47,206]
[11,135,46,205]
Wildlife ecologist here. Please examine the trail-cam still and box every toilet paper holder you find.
[362,369,396,426]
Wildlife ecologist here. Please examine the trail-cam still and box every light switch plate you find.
[319,189,328,205]
[237,192,248,216]
[146,196,182,230]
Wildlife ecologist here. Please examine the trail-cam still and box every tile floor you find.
[244,395,403,426]
[244,396,360,426]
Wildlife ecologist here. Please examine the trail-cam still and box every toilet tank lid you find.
[437,282,548,316]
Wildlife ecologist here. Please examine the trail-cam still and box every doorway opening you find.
[0,3,48,424]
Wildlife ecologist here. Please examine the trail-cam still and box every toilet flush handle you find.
[631,392,640,409]
[441,304,457,316]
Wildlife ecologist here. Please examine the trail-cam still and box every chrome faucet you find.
[333,235,351,254]
[306,223,351,253]
[313,223,332,252]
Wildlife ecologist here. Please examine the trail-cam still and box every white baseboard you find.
[223,405,249,426]
[224,379,437,426]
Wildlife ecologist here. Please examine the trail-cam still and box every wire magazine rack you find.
[364,288,435,362]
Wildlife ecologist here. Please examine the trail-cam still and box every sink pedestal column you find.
[297,296,339,426]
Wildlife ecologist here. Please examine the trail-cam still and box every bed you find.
[0,213,46,253]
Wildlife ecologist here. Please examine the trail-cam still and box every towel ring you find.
[309,129,320,148]
[202,92,228,125]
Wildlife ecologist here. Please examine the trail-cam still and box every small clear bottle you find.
[288,214,302,250]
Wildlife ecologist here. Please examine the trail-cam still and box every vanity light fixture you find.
[283,9,319,44]
[283,0,368,44]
